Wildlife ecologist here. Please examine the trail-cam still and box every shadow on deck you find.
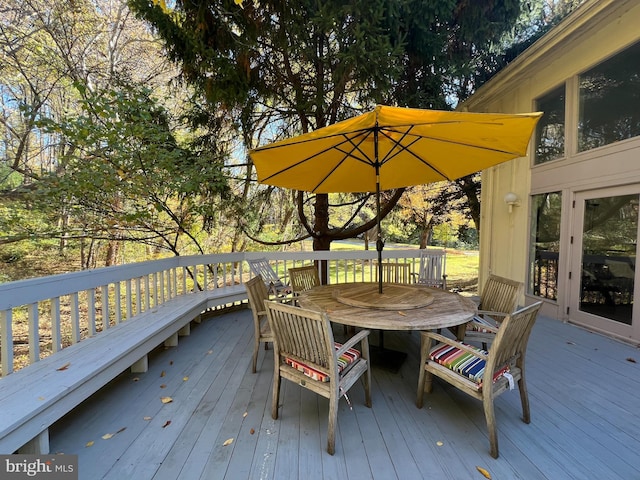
[49,306,640,480]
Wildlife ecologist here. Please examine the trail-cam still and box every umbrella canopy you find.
[250,105,542,292]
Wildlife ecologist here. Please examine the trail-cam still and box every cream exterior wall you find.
[461,0,640,325]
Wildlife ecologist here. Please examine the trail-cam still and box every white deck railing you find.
[0,248,443,376]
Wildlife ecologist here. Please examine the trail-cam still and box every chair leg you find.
[252,340,259,374]
[271,374,281,420]
[327,394,338,455]
[518,373,531,424]
[483,394,499,459]
[363,367,372,408]
[416,336,432,408]
[416,365,426,409]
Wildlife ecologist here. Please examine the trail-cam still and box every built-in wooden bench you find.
[0,285,247,455]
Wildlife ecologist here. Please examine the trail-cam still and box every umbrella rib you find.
[384,126,527,156]
[259,131,375,192]
[377,127,528,181]
[312,132,379,192]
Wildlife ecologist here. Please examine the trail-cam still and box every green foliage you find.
[129,0,525,252]
[32,82,230,255]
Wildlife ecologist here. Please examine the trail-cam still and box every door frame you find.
[568,185,640,343]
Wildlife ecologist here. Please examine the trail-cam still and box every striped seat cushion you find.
[429,342,509,385]
[285,342,361,382]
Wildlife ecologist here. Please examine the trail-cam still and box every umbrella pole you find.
[376,188,383,294]
[374,127,384,294]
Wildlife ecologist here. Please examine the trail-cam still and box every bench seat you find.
[0,285,247,455]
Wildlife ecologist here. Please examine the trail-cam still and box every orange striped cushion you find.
[285,343,360,382]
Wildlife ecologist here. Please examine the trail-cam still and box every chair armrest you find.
[336,329,371,357]
[421,331,488,360]
[468,321,499,335]
[477,309,508,320]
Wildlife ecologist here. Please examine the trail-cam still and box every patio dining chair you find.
[264,300,372,455]
[247,257,292,298]
[412,249,447,289]
[376,262,413,284]
[464,274,524,349]
[417,301,542,458]
[288,265,321,296]
[244,275,275,373]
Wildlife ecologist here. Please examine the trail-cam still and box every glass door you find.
[570,187,639,342]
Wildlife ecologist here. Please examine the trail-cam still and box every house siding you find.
[462,0,640,343]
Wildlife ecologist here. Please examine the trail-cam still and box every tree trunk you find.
[105,240,119,267]
[456,176,481,234]
[313,193,332,284]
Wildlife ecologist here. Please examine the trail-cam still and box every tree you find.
[34,83,229,263]
[129,0,525,253]
[0,0,204,266]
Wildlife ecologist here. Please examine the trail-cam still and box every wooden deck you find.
[49,305,640,479]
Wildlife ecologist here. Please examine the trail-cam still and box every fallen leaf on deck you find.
[183,376,189,381]
[102,433,113,440]
[57,362,71,371]
[223,438,234,446]
[243,412,248,418]
[161,396,173,404]
[116,427,126,434]
[626,357,637,363]
[436,441,443,447]
[160,384,167,389]
[143,416,152,421]
[160,371,166,377]
[162,420,171,428]
[397,311,407,316]
[85,441,94,447]
[250,428,255,435]
[207,350,213,355]
[476,466,492,479]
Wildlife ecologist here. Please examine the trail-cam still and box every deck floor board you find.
[48,307,640,480]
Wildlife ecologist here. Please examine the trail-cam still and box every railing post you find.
[28,303,39,364]
[1,310,13,376]
[51,297,61,353]
[101,285,109,330]
[70,292,80,343]
[87,289,96,337]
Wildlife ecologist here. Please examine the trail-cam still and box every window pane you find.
[529,192,562,300]
[534,85,565,164]
[580,195,637,325]
[578,41,640,152]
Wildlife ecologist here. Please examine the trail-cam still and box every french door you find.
[569,186,640,342]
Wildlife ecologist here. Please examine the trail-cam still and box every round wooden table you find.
[298,282,477,332]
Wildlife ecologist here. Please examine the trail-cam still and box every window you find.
[578,41,640,152]
[529,192,562,300]
[534,85,565,165]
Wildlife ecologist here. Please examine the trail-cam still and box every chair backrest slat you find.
[265,300,335,374]
[415,250,446,288]
[377,262,413,284]
[247,258,285,288]
[289,265,321,294]
[479,274,523,314]
[245,275,272,341]
[486,301,542,375]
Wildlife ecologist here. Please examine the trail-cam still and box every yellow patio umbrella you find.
[250,105,542,293]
